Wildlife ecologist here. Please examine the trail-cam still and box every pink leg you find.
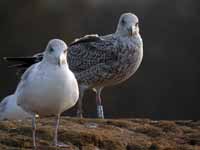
[95,87,104,119]
[32,115,36,148]
[54,114,69,148]
[77,86,87,118]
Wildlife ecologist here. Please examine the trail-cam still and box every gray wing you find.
[21,64,36,81]
[68,35,119,73]
[15,63,38,95]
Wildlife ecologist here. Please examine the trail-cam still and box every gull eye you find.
[49,47,54,53]
[121,18,126,25]
[135,22,139,27]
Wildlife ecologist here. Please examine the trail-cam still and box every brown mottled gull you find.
[3,12,143,119]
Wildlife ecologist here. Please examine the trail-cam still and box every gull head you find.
[44,39,68,66]
[116,13,139,37]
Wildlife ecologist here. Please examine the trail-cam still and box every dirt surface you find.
[0,117,199,150]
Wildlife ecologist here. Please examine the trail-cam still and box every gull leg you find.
[77,87,85,118]
[95,87,104,119]
[32,114,36,149]
[77,97,83,118]
[54,114,69,148]
[54,114,60,146]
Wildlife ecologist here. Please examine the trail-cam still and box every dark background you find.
[0,0,199,120]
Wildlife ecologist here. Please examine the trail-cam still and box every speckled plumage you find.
[68,34,143,88]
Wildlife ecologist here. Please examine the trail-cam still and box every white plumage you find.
[0,94,31,120]
[15,39,79,148]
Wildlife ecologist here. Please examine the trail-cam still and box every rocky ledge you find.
[0,117,199,150]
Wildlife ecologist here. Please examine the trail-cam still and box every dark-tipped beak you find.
[128,26,135,36]
[128,26,134,36]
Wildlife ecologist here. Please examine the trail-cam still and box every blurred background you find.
[0,0,199,120]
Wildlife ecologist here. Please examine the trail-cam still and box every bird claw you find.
[55,142,70,148]
[85,122,98,128]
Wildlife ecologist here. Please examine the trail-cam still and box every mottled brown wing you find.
[68,35,118,73]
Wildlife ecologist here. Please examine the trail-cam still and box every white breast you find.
[16,63,79,117]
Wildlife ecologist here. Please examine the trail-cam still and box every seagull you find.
[4,12,143,119]
[0,94,32,120]
[14,39,79,148]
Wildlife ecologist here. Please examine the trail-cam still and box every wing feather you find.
[69,34,102,46]
[68,35,118,73]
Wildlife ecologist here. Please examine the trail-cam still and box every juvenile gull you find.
[4,12,143,119]
[14,39,79,148]
[0,94,32,120]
